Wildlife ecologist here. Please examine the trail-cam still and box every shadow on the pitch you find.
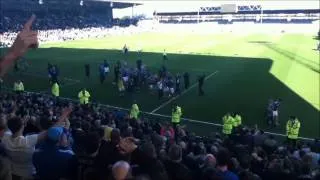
[261,43,319,73]
[247,41,272,44]
[2,47,319,138]
[313,36,320,40]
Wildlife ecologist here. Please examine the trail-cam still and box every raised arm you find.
[0,15,38,78]
[37,106,73,144]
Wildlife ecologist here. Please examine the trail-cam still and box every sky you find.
[111,0,320,18]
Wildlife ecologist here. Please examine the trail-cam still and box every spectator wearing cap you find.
[33,126,77,180]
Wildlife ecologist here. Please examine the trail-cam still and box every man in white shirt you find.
[1,117,47,179]
[0,107,72,179]
[163,49,167,61]
[0,116,11,180]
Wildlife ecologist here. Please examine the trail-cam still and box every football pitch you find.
[2,32,319,138]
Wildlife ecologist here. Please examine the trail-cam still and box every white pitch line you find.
[150,70,219,114]
[53,97,315,141]
[60,80,82,88]
[2,89,314,141]
[142,112,314,141]
[38,80,82,94]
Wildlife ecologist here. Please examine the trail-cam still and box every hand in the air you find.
[118,137,138,154]
[58,106,73,122]
[9,15,38,58]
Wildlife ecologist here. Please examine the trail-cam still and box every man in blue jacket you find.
[33,127,77,180]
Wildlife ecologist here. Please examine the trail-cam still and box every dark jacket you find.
[164,160,192,180]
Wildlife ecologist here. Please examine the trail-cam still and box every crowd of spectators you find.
[0,91,319,180]
[0,12,149,47]
[1,11,113,33]
[0,10,319,180]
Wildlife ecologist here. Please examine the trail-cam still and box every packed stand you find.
[0,12,148,47]
[1,12,320,180]
[0,91,319,180]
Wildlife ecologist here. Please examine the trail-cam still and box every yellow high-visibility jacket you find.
[78,90,90,104]
[52,83,60,97]
[222,115,234,135]
[233,114,242,127]
[172,106,182,123]
[130,103,140,119]
[14,82,24,92]
[286,119,300,139]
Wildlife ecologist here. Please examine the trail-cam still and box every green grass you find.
[2,32,319,138]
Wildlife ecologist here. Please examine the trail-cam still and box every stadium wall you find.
[155,9,320,25]
[150,22,319,35]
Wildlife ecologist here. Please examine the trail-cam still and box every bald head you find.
[205,154,216,167]
[112,161,130,180]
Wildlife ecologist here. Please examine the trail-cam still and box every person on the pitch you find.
[19,57,29,70]
[233,112,242,128]
[286,116,300,147]
[175,73,181,95]
[47,63,53,82]
[222,113,234,137]
[117,76,125,97]
[137,58,142,72]
[123,44,128,60]
[99,64,105,84]
[157,79,164,99]
[51,82,60,97]
[183,72,190,89]
[85,63,90,78]
[123,44,128,54]
[271,98,281,127]
[171,103,182,129]
[50,64,59,84]
[14,57,28,72]
[198,74,205,96]
[103,60,110,76]
[167,76,175,97]
[114,63,120,84]
[129,102,140,120]
[13,80,24,94]
[78,88,91,105]
[163,49,168,61]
